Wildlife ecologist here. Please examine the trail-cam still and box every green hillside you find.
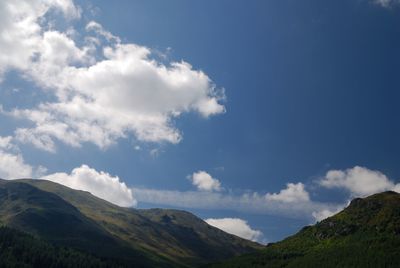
[0,179,261,267]
[2,180,400,268]
[0,225,122,268]
[0,179,165,267]
[208,191,400,268]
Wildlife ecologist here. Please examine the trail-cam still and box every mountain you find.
[0,225,122,267]
[0,179,261,267]
[208,191,400,268]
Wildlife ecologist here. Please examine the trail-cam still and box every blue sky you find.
[0,0,400,243]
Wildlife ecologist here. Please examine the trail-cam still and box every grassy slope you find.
[15,179,261,267]
[0,179,164,267]
[208,191,400,268]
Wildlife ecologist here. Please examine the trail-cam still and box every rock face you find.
[0,179,261,268]
[208,191,400,268]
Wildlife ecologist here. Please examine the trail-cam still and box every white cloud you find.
[17,43,225,150]
[40,165,136,207]
[393,184,400,193]
[0,136,44,180]
[85,20,120,43]
[0,0,225,152]
[205,218,263,242]
[311,205,345,222]
[265,182,310,203]
[0,136,13,150]
[0,0,80,77]
[319,166,400,197]
[0,150,33,180]
[190,171,221,192]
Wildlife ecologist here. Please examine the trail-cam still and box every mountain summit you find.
[209,191,400,267]
[0,179,261,267]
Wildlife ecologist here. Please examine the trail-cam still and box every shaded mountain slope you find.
[208,191,400,268]
[0,179,167,267]
[0,179,260,267]
[0,226,121,268]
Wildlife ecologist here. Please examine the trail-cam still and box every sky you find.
[0,0,400,243]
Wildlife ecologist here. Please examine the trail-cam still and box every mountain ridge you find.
[208,191,400,267]
[0,178,261,267]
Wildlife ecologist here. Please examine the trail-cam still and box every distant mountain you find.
[208,191,400,268]
[0,179,261,267]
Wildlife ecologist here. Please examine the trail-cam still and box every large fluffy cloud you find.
[265,182,310,203]
[205,218,263,242]
[41,165,136,207]
[0,0,225,152]
[14,43,224,151]
[190,171,221,192]
[319,166,400,197]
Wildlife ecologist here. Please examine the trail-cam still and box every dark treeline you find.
[0,226,123,268]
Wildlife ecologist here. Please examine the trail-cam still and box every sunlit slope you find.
[208,191,400,268]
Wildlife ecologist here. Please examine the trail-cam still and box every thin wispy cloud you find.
[131,186,341,220]
[373,0,400,7]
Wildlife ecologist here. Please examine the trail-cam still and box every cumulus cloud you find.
[0,0,80,77]
[205,218,263,242]
[190,171,221,192]
[16,43,225,150]
[0,150,33,180]
[0,136,13,150]
[265,182,310,203]
[0,136,135,207]
[319,166,400,197]
[0,136,44,180]
[41,165,136,207]
[0,0,225,152]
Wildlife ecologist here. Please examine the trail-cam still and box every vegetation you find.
[2,179,400,267]
[0,179,260,267]
[207,191,400,268]
[0,225,123,268]
[21,179,261,266]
